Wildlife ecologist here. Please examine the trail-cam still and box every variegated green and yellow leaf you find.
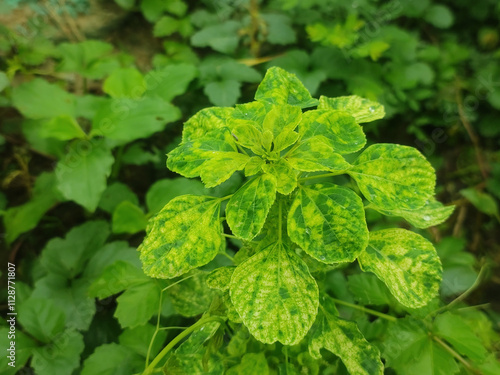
[139,195,223,279]
[318,95,385,123]
[299,110,366,154]
[199,152,249,188]
[167,127,237,178]
[244,157,265,176]
[227,353,270,375]
[229,241,319,345]
[358,229,442,308]
[349,144,436,210]
[182,106,234,142]
[309,298,384,375]
[262,159,297,195]
[232,123,265,155]
[287,184,368,263]
[255,66,318,108]
[262,104,302,137]
[231,101,270,130]
[273,130,299,152]
[286,137,351,172]
[371,197,455,229]
[206,266,235,291]
[226,174,277,240]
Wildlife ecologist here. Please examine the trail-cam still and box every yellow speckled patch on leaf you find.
[299,110,366,154]
[182,107,234,142]
[358,228,442,308]
[199,152,249,188]
[349,143,436,210]
[262,104,302,138]
[318,95,385,123]
[262,159,297,195]
[286,137,351,172]
[229,241,319,345]
[226,174,277,240]
[255,66,318,108]
[244,156,265,177]
[309,298,384,375]
[139,195,223,279]
[287,184,368,263]
[206,266,235,291]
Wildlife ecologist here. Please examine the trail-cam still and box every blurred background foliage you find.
[0,0,499,374]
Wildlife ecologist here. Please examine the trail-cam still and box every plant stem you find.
[298,172,345,182]
[142,316,225,375]
[433,336,478,373]
[330,297,397,322]
[222,233,241,241]
[278,198,283,243]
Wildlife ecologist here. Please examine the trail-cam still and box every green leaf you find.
[0,71,9,92]
[144,63,197,102]
[434,312,487,362]
[55,142,114,212]
[11,78,75,119]
[31,330,84,375]
[349,144,436,210]
[299,110,366,154]
[98,182,139,214]
[262,14,296,45]
[286,137,351,172]
[262,159,297,195]
[206,266,235,290]
[460,188,499,216]
[3,172,61,244]
[262,104,302,138]
[358,229,442,308]
[140,0,164,21]
[230,241,319,345]
[200,152,249,188]
[112,201,148,234]
[166,272,217,317]
[244,157,265,176]
[18,298,65,343]
[371,197,455,228]
[39,115,86,140]
[273,129,299,152]
[226,174,277,240]
[182,107,234,142]
[40,220,109,278]
[255,67,318,108]
[103,67,146,98]
[287,184,368,263]
[424,5,454,29]
[232,101,269,130]
[232,123,265,155]
[81,343,143,375]
[92,97,181,142]
[75,95,109,119]
[227,352,270,375]
[146,177,206,214]
[191,20,241,54]
[309,299,384,375]
[0,327,36,375]
[205,79,241,106]
[167,127,237,178]
[139,195,223,278]
[115,282,161,328]
[383,318,460,375]
[347,273,393,305]
[119,324,167,358]
[318,95,385,123]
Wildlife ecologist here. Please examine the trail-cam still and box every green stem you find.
[330,297,397,322]
[298,172,345,182]
[220,194,233,202]
[278,198,283,243]
[222,233,241,241]
[142,316,225,375]
[432,336,478,373]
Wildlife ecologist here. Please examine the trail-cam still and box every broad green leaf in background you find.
[81,343,143,375]
[299,110,366,154]
[371,197,455,228]
[227,352,270,375]
[55,142,114,212]
[98,182,139,214]
[75,95,109,119]
[40,220,109,278]
[139,195,223,278]
[31,330,84,375]
[18,298,66,343]
[318,95,385,123]
[255,66,318,108]
[146,177,206,214]
[226,174,277,240]
[383,318,460,375]
[261,13,296,45]
[309,299,384,375]
[230,241,319,345]
[11,78,75,119]
[144,63,197,102]
[0,328,36,375]
[0,71,9,92]
[115,281,161,328]
[39,115,86,140]
[286,137,351,172]
[204,79,241,106]
[287,184,368,263]
[191,20,241,54]
[347,273,393,305]
[424,5,454,29]
[112,201,148,234]
[262,159,297,194]
[358,229,442,308]
[91,96,181,142]
[199,152,249,188]
[22,119,67,158]
[349,144,436,210]
[103,67,146,98]
[460,188,499,217]
[181,107,234,142]
[119,324,167,359]
[3,172,61,244]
